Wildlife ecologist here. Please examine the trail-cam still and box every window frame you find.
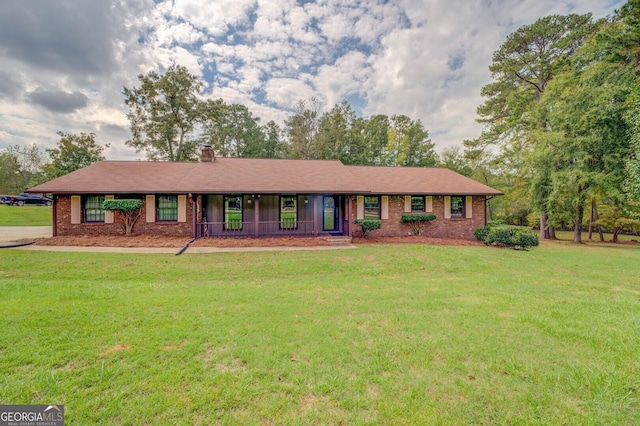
[157,195,178,222]
[280,195,298,230]
[83,195,105,223]
[450,196,465,218]
[411,196,425,212]
[364,196,381,220]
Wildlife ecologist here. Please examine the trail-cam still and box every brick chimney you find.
[201,145,215,162]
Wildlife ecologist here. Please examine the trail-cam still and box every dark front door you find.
[323,195,339,231]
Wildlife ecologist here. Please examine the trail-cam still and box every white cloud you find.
[0,0,626,159]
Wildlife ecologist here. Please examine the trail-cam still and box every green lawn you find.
[0,205,52,226]
[1,242,638,424]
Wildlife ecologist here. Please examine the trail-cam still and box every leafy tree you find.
[262,120,287,159]
[473,13,599,239]
[201,103,266,158]
[124,64,203,161]
[357,114,389,165]
[46,132,108,178]
[438,147,473,176]
[0,151,21,194]
[103,199,143,236]
[385,115,437,167]
[285,98,321,160]
[0,144,47,193]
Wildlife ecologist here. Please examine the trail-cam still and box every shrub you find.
[401,214,436,236]
[475,223,539,250]
[474,225,491,242]
[354,219,381,238]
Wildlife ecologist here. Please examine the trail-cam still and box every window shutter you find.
[104,195,114,223]
[178,195,187,222]
[71,196,81,224]
[404,196,411,213]
[426,196,433,212]
[466,196,473,218]
[381,196,389,220]
[146,195,156,223]
[356,196,364,220]
[444,196,451,219]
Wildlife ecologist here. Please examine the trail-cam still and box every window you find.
[280,195,297,229]
[411,196,425,212]
[224,195,243,230]
[157,195,178,221]
[364,196,380,220]
[84,195,104,222]
[450,196,464,218]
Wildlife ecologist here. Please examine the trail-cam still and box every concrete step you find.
[324,236,353,246]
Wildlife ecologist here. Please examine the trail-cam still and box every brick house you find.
[27,148,502,240]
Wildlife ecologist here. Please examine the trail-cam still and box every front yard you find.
[0,204,52,226]
[0,242,638,424]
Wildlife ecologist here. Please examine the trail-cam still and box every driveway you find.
[0,226,52,242]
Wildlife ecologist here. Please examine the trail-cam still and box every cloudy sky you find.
[0,0,625,160]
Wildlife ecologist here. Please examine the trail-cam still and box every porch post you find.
[254,195,259,238]
[347,196,352,237]
[313,195,318,236]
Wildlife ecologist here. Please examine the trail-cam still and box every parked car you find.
[0,195,16,205]
[6,194,53,206]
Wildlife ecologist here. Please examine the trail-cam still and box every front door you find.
[323,195,339,231]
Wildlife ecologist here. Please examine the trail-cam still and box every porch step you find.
[324,236,353,246]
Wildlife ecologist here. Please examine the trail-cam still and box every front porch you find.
[195,194,351,239]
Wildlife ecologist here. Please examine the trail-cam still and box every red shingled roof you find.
[27,158,502,196]
[346,165,503,195]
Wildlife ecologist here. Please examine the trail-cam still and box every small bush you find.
[474,225,491,242]
[475,223,539,250]
[354,219,381,238]
[401,214,436,236]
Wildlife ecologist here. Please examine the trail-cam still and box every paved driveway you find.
[0,226,52,242]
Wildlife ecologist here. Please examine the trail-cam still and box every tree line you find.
[123,64,438,167]
[464,0,640,242]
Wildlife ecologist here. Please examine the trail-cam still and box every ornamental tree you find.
[103,199,143,236]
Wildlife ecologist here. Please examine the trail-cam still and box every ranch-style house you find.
[27,147,502,240]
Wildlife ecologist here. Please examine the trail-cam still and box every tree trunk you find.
[588,199,595,240]
[548,227,556,240]
[573,203,584,243]
[613,228,620,243]
[540,214,550,239]
[593,202,604,242]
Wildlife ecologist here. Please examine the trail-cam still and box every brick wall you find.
[350,195,486,240]
[55,195,193,237]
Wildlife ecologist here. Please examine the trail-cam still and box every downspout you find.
[485,196,496,226]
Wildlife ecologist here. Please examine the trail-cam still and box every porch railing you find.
[197,220,315,238]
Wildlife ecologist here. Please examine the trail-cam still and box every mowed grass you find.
[0,242,639,424]
[0,204,52,226]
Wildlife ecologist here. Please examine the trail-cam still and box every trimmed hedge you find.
[475,223,539,250]
[401,214,437,223]
[103,199,143,212]
[401,213,436,236]
[354,219,381,238]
